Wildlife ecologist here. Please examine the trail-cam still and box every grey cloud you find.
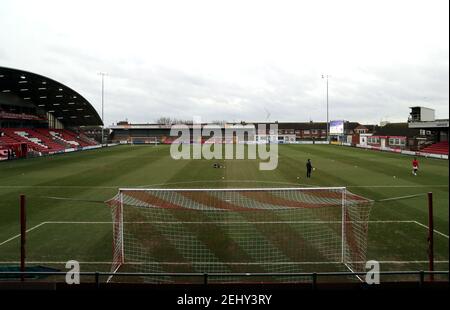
[2,30,448,126]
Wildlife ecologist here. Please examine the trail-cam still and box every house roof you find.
[372,123,421,137]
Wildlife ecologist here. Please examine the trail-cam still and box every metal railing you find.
[0,270,448,289]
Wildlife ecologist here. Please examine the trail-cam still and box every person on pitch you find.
[306,159,313,178]
[412,157,419,176]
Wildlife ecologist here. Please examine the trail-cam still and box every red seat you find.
[1,128,99,154]
[421,141,448,155]
[1,128,63,153]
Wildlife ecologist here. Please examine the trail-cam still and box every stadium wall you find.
[0,143,119,161]
[355,144,448,159]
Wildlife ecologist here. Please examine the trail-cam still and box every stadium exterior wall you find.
[1,143,120,161]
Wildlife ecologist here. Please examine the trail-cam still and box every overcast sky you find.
[0,0,448,125]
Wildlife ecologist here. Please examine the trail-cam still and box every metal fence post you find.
[312,273,317,290]
[428,192,434,281]
[20,194,26,282]
[95,272,100,289]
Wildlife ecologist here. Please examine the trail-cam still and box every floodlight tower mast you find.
[98,72,107,146]
[322,74,330,142]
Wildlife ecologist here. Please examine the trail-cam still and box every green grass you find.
[0,144,448,281]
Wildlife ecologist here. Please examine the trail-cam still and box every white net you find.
[108,188,372,283]
[130,136,159,145]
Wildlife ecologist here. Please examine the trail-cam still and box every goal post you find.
[107,187,373,283]
[20,194,26,282]
[109,191,124,276]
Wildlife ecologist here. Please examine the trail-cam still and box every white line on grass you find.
[376,193,427,202]
[0,222,47,247]
[139,180,315,188]
[0,185,120,189]
[1,220,448,247]
[348,185,449,188]
[412,221,449,239]
[39,220,450,238]
[139,180,449,189]
[24,220,424,224]
[0,260,448,265]
[0,183,447,189]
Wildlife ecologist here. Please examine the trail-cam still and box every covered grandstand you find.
[408,106,449,156]
[0,66,102,160]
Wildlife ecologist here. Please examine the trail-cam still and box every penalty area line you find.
[412,221,449,239]
[0,222,47,247]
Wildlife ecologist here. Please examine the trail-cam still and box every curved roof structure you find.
[0,66,103,126]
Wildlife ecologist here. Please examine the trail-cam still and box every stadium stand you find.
[0,128,98,154]
[0,110,46,121]
[0,132,17,145]
[60,129,98,147]
[421,141,449,155]
[35,128,96,148]
[1,66,102,159]
[1,128,62,153]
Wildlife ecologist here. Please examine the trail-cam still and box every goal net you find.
[107,187,373,283]
[130,136,159,145]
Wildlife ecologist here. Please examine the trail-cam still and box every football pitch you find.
[0,144,448,281]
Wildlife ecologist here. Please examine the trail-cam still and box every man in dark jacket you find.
[306,159,313,178]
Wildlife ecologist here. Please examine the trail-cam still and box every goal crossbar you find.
[118,187,348,192]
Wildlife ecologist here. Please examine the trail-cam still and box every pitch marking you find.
[0,220,448,247]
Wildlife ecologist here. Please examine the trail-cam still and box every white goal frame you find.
[108,187,372,283]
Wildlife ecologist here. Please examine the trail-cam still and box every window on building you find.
[388,138,405,146]
[369,137,380,144]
